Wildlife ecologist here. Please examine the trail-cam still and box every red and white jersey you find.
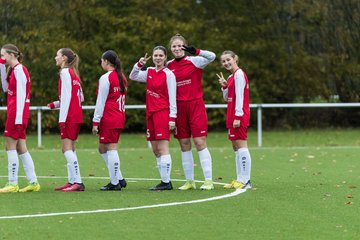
[167,50,215,101]
[58,68,83,124]
[6,63,30,124]
[93,70,128,129]
[129,63,177,119]
[0,59,7,92]
[222,68,250,128]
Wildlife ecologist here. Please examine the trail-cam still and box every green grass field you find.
[0,129,359,240]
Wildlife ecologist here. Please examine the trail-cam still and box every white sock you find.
[7,150,18,184]
[19,151,37,183]
[237,148,252,183]
[107,150,123,184]
[66,163,74,184]
[160,154,172,183]
[234,150,240,181]
[101,153,108,166]
[73,151,82,183]
[198,148,212,180]
[64,150,82,184]
[181,151,194,181]
[156,156,161,175]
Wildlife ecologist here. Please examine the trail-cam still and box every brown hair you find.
[59,48,80,77]
[169,33,187,47]
[221,50,239,64]
[2,44,23,82]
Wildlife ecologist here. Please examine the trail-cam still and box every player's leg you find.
[224,127,252,189]
[58,123,84,192]
[191,99,213,190]
[17,139,40,192]
[0,136,19,192]
[149,110,173,191]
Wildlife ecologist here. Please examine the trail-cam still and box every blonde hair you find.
[169,33,187,46]
[221,50,239,64]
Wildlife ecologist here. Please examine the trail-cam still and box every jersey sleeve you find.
[80,86,85,102]
[49,100,60,109]
[14,66,27,124]
[59,69,72,124]
[92,74,110,125]
[189,50,216,69]
[129,63,148,83]
[234,70,246,117]
[0,62,8,92]
[165,69,177,119]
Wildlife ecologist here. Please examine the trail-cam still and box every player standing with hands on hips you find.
[217,50,252,189]
[48,48,85,192]
[130,46,177,191]
[92,50,128,191]
[167,34,216,190]
[0,44,40,193]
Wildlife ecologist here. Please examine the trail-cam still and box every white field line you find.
[0,177,243,220]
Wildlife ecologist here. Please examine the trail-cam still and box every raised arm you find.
[182,45,216,69]
[217,72,228,102]
[129,53,151,83]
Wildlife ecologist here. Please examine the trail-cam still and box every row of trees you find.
[0,0,359,131]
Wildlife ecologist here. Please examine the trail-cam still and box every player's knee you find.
[179,139,191,151]
[194,138,207,151]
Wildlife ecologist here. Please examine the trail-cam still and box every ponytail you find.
[115,58,126,93]
[102,50,126,93]
[59,48,80,77]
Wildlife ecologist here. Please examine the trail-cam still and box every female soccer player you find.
[92,50,127,191]
[217,50,252,189]
[0,44,40,193]
[129,46,177,191]
[167,34,216,190]
[48,48,85,192]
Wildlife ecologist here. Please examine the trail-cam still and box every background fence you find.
[2,103,360,147]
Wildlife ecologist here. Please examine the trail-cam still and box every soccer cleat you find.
[149,181,173,191]
[54,182,73,191]
[100,182,121,191]
[0,183,19,193]
[200,180,214,190]
[119,178,127,188]
[178,180,196,190]
[19,182,41,192]
[61,183,85,192]
[224,180,252,189]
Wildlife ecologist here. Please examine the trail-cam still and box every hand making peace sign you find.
[216,72,227,88]
[138,53,152,66]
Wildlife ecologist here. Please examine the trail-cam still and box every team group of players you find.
[0,33,252,193]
